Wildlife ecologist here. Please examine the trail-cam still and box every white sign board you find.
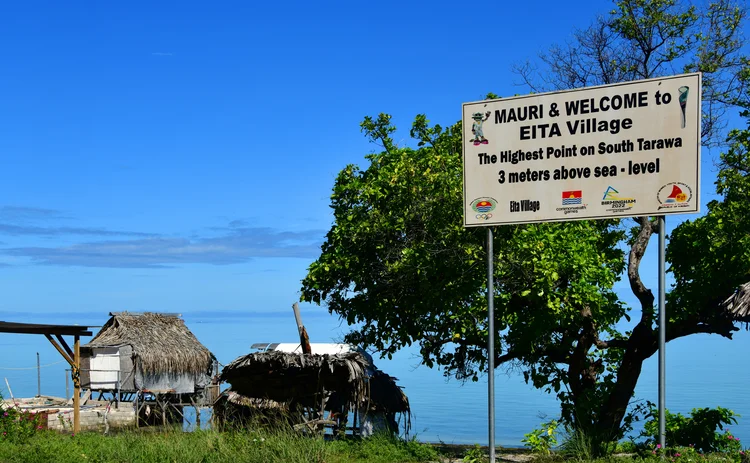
[462,73,701,227]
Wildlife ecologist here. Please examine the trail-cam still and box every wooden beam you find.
[0,322,91,336]
[55,334,74,359]
[73,335,80,434]
[44,334,74,367]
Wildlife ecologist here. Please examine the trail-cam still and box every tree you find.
[300,0,750,453]
[514,0,749,144]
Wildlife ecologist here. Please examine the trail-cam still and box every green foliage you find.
[615,440,638,454]
[0,429,439,463]
[559,427,617,461]
[302,103,750,447]
[462,444,488,463]
[301,109,625,384]
[668,114,750,321]
[610,0,698,77]
[523,420,560,455]
[643,444,746,463]
[515,0,749,144]
[302,0,750,451]
[639,407,740,453]
[0,393,44,444]
[327,433,439,463]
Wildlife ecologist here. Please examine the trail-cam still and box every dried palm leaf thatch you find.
[220,351,369,409]
[225,390,287,410]
[367,369,409,414]
[724,281,750,324]
[220,350,412,420]
[85,312,215,376]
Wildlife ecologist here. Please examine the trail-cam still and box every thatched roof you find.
[220,351,369,407]
[84,312,215,376]
[219,350,410,416]
[368,369,409,414]
[724,281,750,322]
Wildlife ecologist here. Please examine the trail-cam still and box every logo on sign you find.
[562,191,582,205]
[657,182,692,209]
[556,190,587,215]
[471,197,497,220]
[601,186,637,212]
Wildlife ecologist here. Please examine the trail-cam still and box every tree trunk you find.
[595,322,653,442]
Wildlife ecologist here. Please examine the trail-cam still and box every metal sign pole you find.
[487,227,496,463]
[658,216,666,450]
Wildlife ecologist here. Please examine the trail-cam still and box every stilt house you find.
[80,312,217,403]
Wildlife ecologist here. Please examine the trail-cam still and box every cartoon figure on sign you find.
[470,111,491,146]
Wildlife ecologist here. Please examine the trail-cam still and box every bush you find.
[615,440,638,454]
[0,393,44,444]
[462,444,488,463]
[523,420,560,455]
[643,444,747,463]
[639,407,740,453]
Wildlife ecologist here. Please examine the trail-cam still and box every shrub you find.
[615,440,638,454]
[644,443,746,463]
[0,393,44,444]
[462,444,488,463]
[639,406,740,453]
[522,420,559,455]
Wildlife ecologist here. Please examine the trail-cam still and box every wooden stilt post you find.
[73,335,81,434]
[135,393,140,428]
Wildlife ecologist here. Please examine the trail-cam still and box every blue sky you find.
[0,0,739,318]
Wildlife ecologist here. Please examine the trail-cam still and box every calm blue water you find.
[0,310,747,447]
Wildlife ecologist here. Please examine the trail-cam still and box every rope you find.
[0,359,67,371]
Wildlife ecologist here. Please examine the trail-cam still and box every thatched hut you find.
[217,349,410,436]
[81,312,217,401]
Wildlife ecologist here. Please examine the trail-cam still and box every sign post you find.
[462,73,701,459]
[487,227,495,463]
[658,215,667,450]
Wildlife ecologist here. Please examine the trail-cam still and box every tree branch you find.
[628,216,657,324]
[594,336,629,350]
[496,347,569,366]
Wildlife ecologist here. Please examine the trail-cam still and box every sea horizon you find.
[0,309,747,447]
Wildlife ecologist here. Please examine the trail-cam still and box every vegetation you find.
[523,420,560,455]
[0,429,439,463]
[0,392,45,444]
[637,407,741,453]
[514,0,749,145]
[462,444,489,463]
[300,0,750,455]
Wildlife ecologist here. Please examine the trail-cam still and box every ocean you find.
[0,309,747,447]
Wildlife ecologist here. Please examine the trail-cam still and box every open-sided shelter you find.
[0,321,92,433]
[217,347,410,435]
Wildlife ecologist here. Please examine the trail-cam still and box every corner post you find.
[36,352,41,397]
[73,335,81,434]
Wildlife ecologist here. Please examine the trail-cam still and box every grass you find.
[0,429,440,463]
